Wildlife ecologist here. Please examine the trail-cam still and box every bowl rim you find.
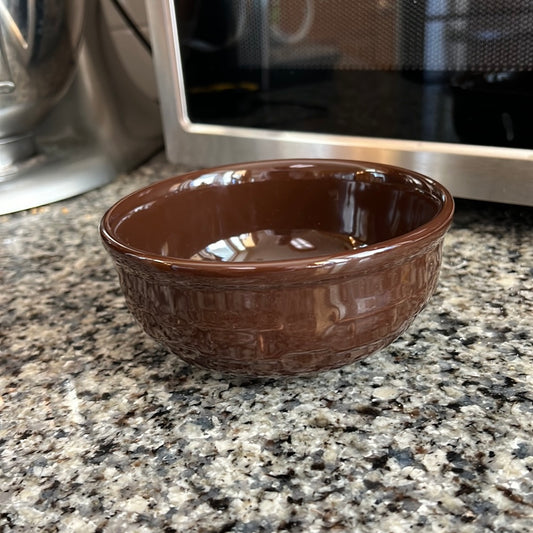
[100,158,455,275]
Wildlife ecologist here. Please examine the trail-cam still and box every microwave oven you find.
[146,0,533,206]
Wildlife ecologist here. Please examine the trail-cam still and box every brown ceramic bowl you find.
[100,159,454,377]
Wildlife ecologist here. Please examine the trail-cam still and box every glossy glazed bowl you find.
[100,159,454,376]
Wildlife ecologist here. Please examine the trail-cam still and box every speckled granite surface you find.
[1,155,532,532]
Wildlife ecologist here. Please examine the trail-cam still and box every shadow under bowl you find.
[100,159,454,377]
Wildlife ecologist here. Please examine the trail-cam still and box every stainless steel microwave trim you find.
[147,0,533,206]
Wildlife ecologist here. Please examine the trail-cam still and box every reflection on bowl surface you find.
[100,159,454,376]
[189,228,366,262]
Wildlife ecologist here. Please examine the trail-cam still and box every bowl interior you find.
[106,161,446,263]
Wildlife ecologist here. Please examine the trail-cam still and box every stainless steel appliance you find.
[147,0,533,206]
[0,0,162,214]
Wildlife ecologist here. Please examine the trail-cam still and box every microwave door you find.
[147,0,533,206]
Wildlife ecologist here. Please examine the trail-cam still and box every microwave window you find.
[175,0,533,149]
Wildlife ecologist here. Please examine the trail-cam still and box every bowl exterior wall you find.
[106,239,444,376]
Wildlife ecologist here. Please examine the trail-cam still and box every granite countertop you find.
[1,155,532,532]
